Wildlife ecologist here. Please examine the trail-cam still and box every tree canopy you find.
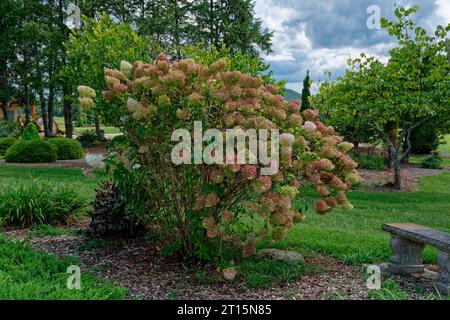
[315,6,450,189]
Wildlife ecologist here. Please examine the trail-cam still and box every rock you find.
[256,249,304,263]
[223,267,237,281]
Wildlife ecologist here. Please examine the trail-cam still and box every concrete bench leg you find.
[386,235,425,274]
[437,251,449,296]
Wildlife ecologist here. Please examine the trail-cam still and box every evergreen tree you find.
[301,70,312,110]
[193,0,272,56]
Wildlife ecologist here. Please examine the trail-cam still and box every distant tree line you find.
[0,0,272,138]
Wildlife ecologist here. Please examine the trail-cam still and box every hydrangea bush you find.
[79,54,359,261]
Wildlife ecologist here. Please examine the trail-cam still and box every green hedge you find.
[0,137,17,156]
[47,138,84,160]
[5,140,57,163]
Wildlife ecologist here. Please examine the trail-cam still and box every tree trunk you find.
[393,155,402,190]
[384,121,398,169]
[47,85,55,137]
[94,116,103,140]
[64,99,73,138]
[24,84,31,124]
[39,91,48,137]
[0,100,8,120]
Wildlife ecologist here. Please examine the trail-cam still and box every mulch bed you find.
[25,235,370,300]
[2,220,369,300]
[2,219,441,300]
[358,164,449,192]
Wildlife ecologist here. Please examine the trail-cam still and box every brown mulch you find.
[84,145,108,155]
[358,164,449,192]
[2,219,370,300]
[2,218,440,300]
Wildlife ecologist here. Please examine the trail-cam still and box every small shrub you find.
[77,129,97,147]
[5,139,57,163]
[0,120,21,138]
[47,138,84,160]
[421,151,443,169]
[89,181,146,238]
[22,122,40,140]
[0,137,17,156]
[0,179,88,227]
[350,152,386,170]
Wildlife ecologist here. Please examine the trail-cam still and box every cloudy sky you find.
[254,0,450,92]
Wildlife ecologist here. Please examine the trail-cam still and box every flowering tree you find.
[79,55,358,261]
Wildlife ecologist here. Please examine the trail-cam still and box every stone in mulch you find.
[256,249,304,263]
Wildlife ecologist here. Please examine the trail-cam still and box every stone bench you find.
[382,223,449,296]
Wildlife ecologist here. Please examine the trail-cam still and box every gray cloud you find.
[254,0,450,92]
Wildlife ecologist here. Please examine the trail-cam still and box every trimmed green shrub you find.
[0,137,17,156]
[77,129,97,147]
[5,140,57,163]
[0,179,89,227]
[0,120,21,138]
[47,138,84,160]
[22,122,40,140]
[421,152,443,169]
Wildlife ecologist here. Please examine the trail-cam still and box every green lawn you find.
[1,165,448,266]
[0,166,104,201]
[439,134,450,154]
[0,235,126,299]
[0,165,449,298]
[410,155,450,167]
[274,173,450,264]
[54,116,121,135]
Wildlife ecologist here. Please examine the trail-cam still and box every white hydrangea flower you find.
[280,133,295,147]
[303,121,317,132]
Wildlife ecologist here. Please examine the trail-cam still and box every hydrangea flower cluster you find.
[79,54,359,260]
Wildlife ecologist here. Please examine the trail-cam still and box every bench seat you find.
[382,223,450,296]
[382,223,450,253]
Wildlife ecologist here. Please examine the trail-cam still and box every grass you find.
[368,278,447,300]
[410,155,450,167]
[1,165,449,266]
[28,224,85,238]
[438,134,450,154]
[0,234,126,299]
[54,116,121,135]
[0,165,105,201]
[272,173,450,264]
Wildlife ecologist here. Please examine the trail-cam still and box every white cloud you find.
[254,0,449,92]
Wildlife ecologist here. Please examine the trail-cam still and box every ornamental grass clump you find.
[79,54,359,261]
